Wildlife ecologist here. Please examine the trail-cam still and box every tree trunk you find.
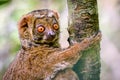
[67,0,101,80]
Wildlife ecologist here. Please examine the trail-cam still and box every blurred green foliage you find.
[0,0,66,79]
[11,0,40,21]
[0,0,11,7]
[0,0,11,5]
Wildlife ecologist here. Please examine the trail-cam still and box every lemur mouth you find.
[43,36,58,44]
[45,35,56,42]
[33,36,58,45]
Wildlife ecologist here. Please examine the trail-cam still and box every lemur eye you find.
[37,25,45,33]
[53,24,59,30]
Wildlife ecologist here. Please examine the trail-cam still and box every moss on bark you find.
[67,0,101,80]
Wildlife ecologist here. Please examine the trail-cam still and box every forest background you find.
[0,0,120,80]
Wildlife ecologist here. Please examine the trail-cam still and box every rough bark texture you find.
[67,0,101,80]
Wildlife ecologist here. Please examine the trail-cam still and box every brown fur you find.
[3,9,101,80]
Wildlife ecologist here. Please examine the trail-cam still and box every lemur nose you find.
[48,30,55,35]
[46,30,56,41]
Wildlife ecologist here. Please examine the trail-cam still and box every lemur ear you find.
[18,14,31,39]
[52,10,59,20]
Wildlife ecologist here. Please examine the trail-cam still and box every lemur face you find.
[33,12,59,44]
[18,9,60,45]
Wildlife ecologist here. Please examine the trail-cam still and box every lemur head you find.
[18,9,60,47]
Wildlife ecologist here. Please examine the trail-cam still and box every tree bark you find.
[67,0,101,80]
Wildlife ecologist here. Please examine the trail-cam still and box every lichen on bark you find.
[67,0,101,80]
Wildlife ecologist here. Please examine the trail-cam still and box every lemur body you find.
[3,9,100,80]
